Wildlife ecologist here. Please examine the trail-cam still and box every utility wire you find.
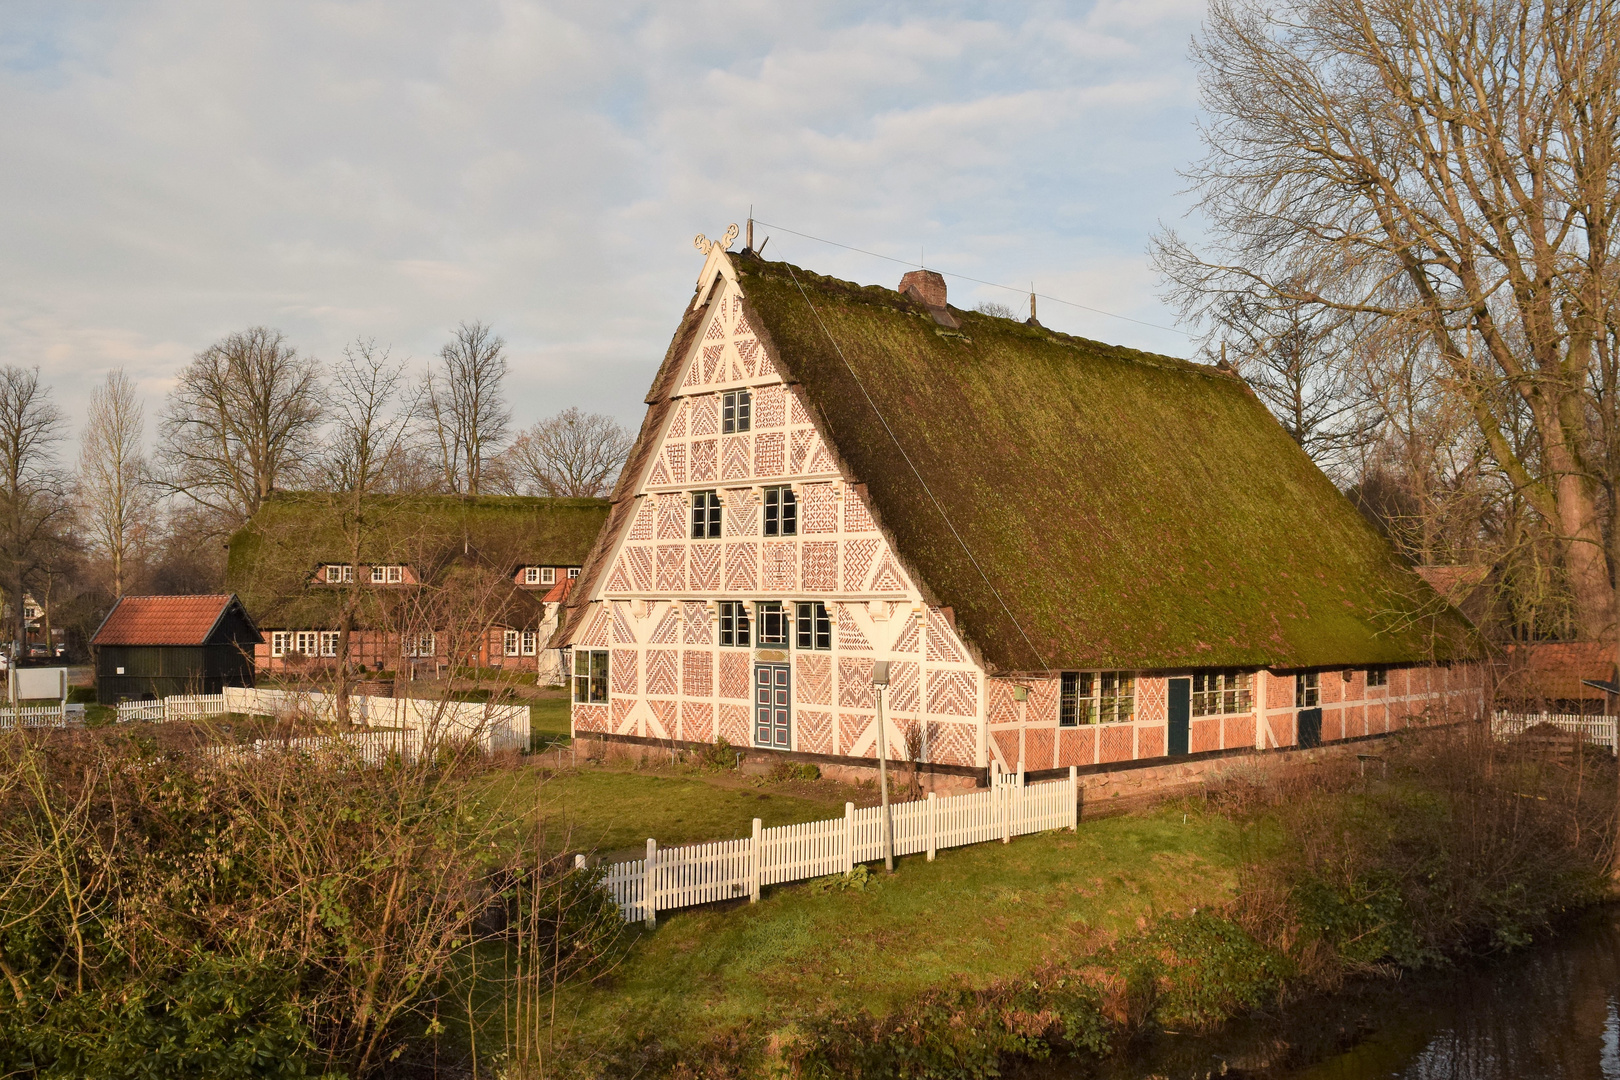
[782,263,1054,673]
[754,218,1194,339]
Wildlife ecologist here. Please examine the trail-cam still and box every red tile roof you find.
[91,594,247,647]
[541,577,574,604]
[1501,642,1615,703]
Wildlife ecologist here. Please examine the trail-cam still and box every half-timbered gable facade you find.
[560,237,1483,779]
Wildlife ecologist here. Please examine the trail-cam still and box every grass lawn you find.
[487,762,869,859]
[529,695,570,746]
[471,801,1258,1062]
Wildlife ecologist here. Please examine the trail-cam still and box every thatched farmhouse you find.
[228,494,607,682]
[557,240,1484,780]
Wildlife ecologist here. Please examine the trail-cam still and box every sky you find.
[0,0,1209,455]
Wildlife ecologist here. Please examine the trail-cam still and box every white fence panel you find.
[116,700,165,723]
[1493,711,1618,752]
[0,704,67,729]
[603,858,646,923]
[760,817,847,885]
[652,837,754,912]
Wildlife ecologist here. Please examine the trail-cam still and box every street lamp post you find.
[873,661,894,872]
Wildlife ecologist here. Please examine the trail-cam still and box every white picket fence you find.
[0,704,71,729]
[114,686,530,753]
[590,765,1080,924]
[1493,710,1619,752]
[203,727,426,768]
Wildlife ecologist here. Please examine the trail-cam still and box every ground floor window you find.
[403,632,435,658]
[756,602,788,647]
[504,630,520,656]
[719,601,751,647]
[1059,671,1136,725]
[522,629,538,655]
[320,631,339,657]
[1296,671,1320,707]
[573,649,609,703]
[1192,670,1253,716]
[1367,666,1388,687]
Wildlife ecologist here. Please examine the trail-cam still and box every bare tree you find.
[77,370,154,598]
[972,300,1020,320]
[157,327,324,527]
[1154,0,1620,641]
[497,408,632,498]
[419,322,509,496]
[0,366,68,659]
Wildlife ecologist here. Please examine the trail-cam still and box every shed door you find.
[1298,708,1323,749]
[1168,678,1191,756]
[755,663,791,749]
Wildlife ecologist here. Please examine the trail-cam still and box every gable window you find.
[763,486,798,537]
[1367,667,1388,687]
[1295,672,1320,707]
[795,602,831,650]
[522,630,538,656]
[523,567,541,585]
[326,564,353,583]
[691,490,722,539]
[756,601,788,647]
[1192,671,1253,716]
[722,389,752,434]
[573,649,609,704]
[1059,671,1135,726]
[504,630,520,657]
[719,601,752,647]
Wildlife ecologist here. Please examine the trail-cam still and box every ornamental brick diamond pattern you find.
[891,615,921,654]
[842,539,879,591]
[645,650,678,696]
[808,437,836,474]
[796,653,832,705]
[755,384,785,428]
[722,436,751,480]
[734,308,754,337]
[836,605,871,651]
[682,701,714,743]
[926,610,965,663]
[682,354,705,390]
[611,650,638,696]
[683,601,712,644]
[682,650,713,697]
[789,429,814,473]
[689,544,721,591]
[604,560,632,594]
[797,710,832,754]
[1028,677,1060,725]
[838,656,875,708]
[802,542,837,592]
[839,712,872,756]
[844,487,876,532]
[927,721,976,767]
[802,483,836,533]
[724,542,758,591]
[724,488,757,535]
[1136,678,1168,725]
[690,394,718,436]
[656,493,686,538]
[630,498,655,540]
[719,653,750,700]
[649,606,681,644]
[627,546,654,591]
[690,438,717,482]
[889,661,920,713]
[754,432,785,477]
[706,313,725,340]
[787,387,809,426]
[927,669,977,717]
[719,704,750,746]
[762,542,796,590]
[648,458,669,485]
[656,545,685,591]
[870,556,908,593]
[756,349,777,378]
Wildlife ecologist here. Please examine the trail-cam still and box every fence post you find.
[844,802,855,872]
[1001,772,1011,844]
[1070,766,1079,831]
[926,791,937,861]
[575,853,586,871]
[644,839,657,929]
[750,818,763,902]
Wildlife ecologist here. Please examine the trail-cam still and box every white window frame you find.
[326,564,352,583]
[386,565,403,583]
[521,629,538,656]
[271,631,288,658]
[1192,671,1254,717]
[1059,671,1136,726]
[403,632,435,658]
[541,567,556,585]
[371,565,385,583]
[294,631,318,656]
[524,567,541,585]
[567,567,579,579]
[320,631,340,657]
[504,630,520,657]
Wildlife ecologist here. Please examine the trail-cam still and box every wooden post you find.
[926,791,937,861]
[844,802,855,872]
[750,817,763,902]
[1070,765,1079,831]
[875,680,895,872]
[574,853,586,870]
[644,839,657,929]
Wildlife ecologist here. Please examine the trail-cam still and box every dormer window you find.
[370,565,404,583]
[542,567,556,585]
[568,567,580,579]
[722,389,752,433]
[325,564,353,584]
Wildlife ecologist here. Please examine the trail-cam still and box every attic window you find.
[326,564,353,583]
[1192,671,1253,716]
[542,567,556,585]
[722,389,752,434]
[568,567,580,578]
[1059,672,1135,725]
[524,567,541,585]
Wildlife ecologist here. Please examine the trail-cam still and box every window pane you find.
[1059,671,1078,726]
[590,651,609,703]
[795,602,812,649]
[815,603,831,650]
[737,388,752,431]
[782,488,798,536]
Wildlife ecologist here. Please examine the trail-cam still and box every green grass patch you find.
[529,695,571,747]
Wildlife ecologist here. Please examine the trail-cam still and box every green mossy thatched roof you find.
[735,255,1477,672]
[227,493,609,630]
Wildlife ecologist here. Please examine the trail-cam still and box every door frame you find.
[1297,707,1323,749]
[1168,677,1191,756]
[754,662,792,750]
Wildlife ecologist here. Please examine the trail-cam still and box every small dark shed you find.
[90,594,262,703]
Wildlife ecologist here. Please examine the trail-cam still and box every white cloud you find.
[0,0,1207,458]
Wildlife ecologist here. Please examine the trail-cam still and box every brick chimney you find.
[899,269,947,308]
[898,269,959,329]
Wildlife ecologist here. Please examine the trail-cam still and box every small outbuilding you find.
[90,594,262,703]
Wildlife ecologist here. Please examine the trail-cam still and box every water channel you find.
[1029,906,1620,1079]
